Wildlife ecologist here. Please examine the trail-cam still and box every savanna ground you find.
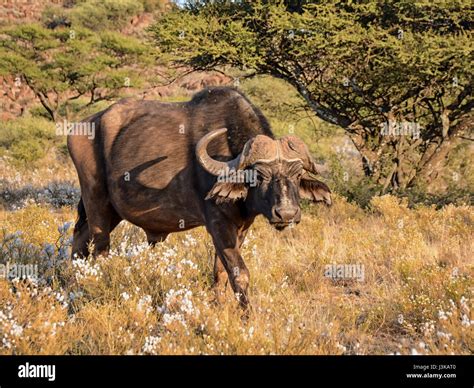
[0,145,472,355]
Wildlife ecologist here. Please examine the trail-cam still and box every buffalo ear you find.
[299,178,332,205]
[205,182,248,204]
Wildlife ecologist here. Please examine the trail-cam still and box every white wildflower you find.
[121,292,130,301]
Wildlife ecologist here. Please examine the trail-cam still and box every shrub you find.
[0,117,56,165]
[69,0,144,31]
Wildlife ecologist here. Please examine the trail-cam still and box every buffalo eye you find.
[288,164,303,180]
[255,168,271,185]
[256,172,266,185]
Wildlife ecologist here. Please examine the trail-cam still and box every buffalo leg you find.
[72,221,89,256]
[207,222,251,309]
[212,227,250,304]
[213,253,229,304]
[71,222,89,258]
[71,197,90,257]
[88,205,121,257]
[75,195,122,257]
[145,231,169,247]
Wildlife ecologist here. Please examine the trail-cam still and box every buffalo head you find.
[196,128,332,231]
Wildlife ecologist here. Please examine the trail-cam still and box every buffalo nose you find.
[273,206,299,222]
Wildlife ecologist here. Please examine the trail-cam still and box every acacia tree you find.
[150,0,473,191]
[0,24,155,122]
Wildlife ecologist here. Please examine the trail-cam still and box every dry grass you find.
[0,186,472,355]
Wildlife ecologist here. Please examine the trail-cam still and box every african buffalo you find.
[68,87,331,309]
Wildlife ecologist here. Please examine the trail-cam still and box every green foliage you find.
[42,0,168,31]
[30,98,113,122]
[150,0,474,192]
[69,0,143,31]
[0,23,155,121]
[445,142,474,192]
[139,0,170,13]
[41,5,71,29]
[0,117,56,165]
[240,76,334,140]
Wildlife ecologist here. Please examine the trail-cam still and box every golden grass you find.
[0,193,472,355]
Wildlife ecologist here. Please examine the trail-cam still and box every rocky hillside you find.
[0,0,63,24]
